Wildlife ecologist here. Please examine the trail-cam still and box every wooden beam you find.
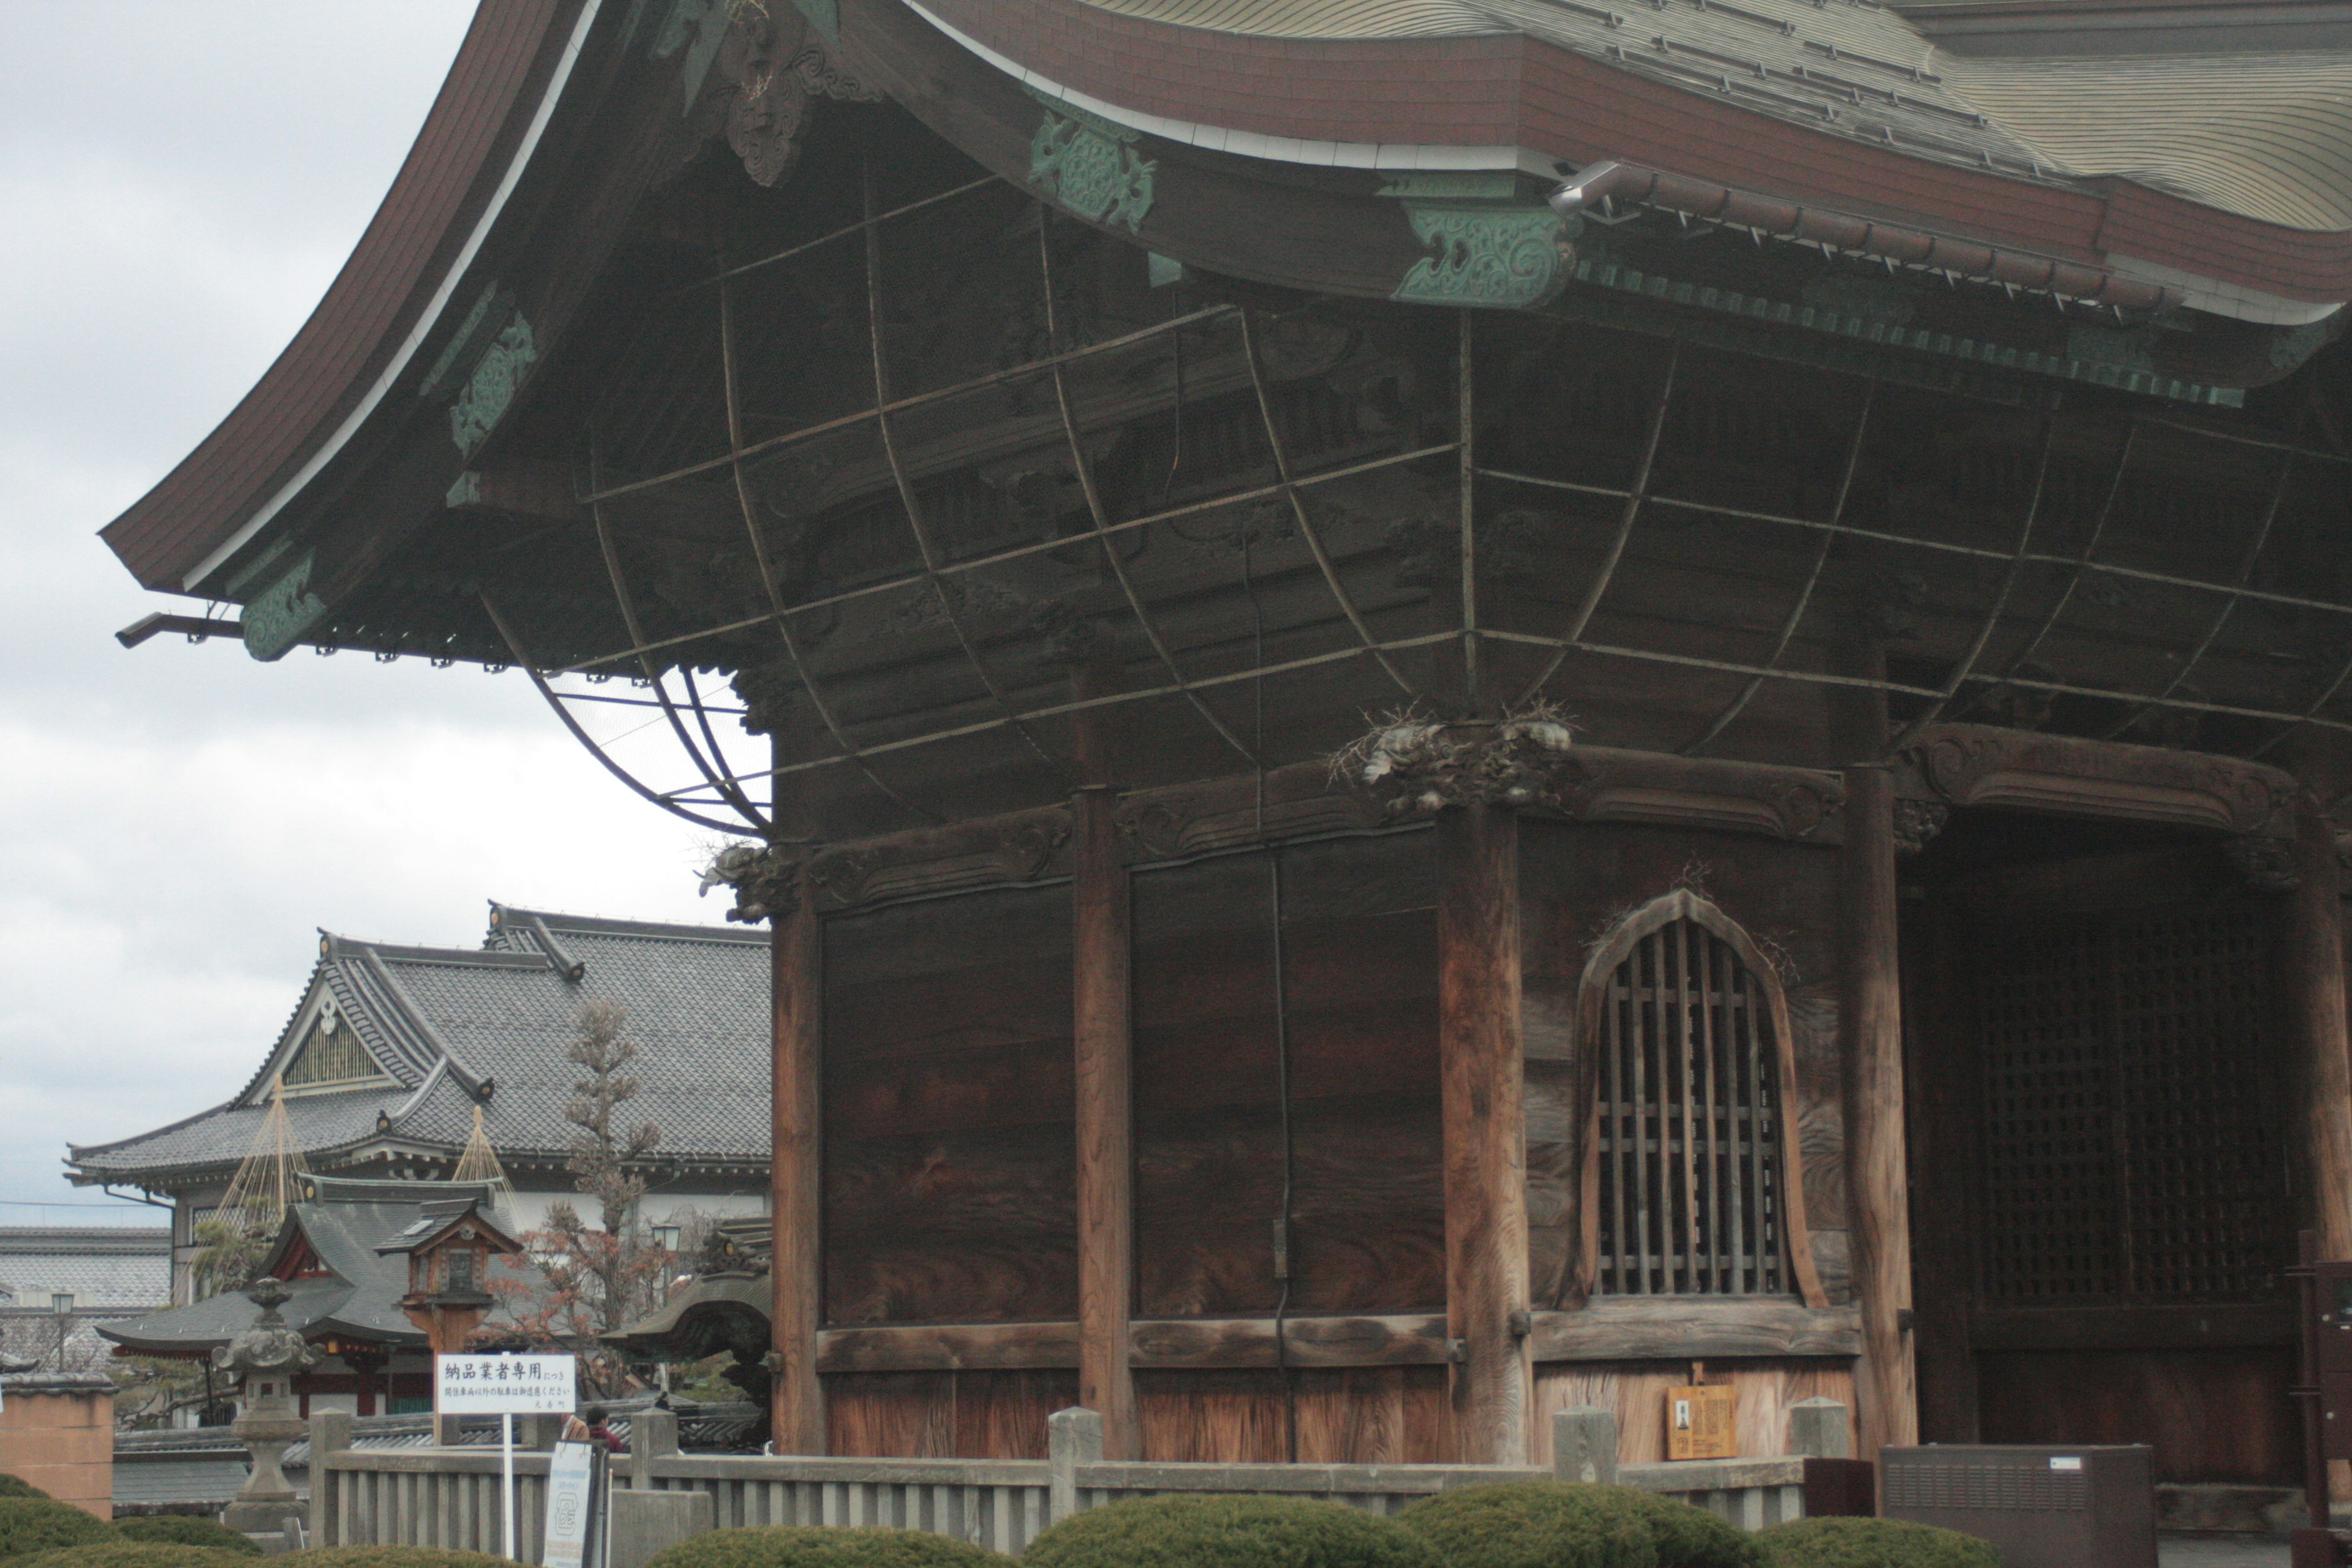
[813,1314,1449,1373]
[2287,802,2352,1261]
[1439,800,1531,1463]
[1073,785,1139,1458]
[1842,764,1917,1461]
[1967,1303,2295,1352]
[1528,1299,1861,1361]
[771,856,825,1454]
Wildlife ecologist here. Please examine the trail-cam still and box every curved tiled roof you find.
[66,904,771,1185]
[1063,0,2352,233]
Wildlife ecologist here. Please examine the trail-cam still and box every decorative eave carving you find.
[698,807,1076,924]
[1895,724,2297,840]
[807,809,1071,911]
[1339,717,1844,843]
[1118,766,1388,864]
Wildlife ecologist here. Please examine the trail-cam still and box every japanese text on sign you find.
[435,1354,578,1414]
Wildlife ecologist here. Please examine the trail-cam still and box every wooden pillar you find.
[1842,764,1917,1461]
[771,858,824,1453]
[1439,799,1531,1464]
[2288,804,2352,1261]
[1072,785,1139,1457]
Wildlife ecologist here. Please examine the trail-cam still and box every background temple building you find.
[67,904,772,1309]
[92,0,2352,1528]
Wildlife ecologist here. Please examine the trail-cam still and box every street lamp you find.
[50,1292,74,1373]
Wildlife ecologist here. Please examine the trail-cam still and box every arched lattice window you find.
[1577,889,1825,1303]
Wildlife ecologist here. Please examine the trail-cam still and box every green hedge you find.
[0,1484,47,1504]
[1024,1495,1436,1568]
[645,1527,1014,1568]
[1753,1518,2000,1568]
[111,1520,260,1557]
[283,1551,513,1568]
[0,1501,117,1561]
[13,1544,254,1568]
[1400,1480,1760,1568]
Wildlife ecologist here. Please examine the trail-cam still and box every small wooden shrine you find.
[99,0,2352,1504]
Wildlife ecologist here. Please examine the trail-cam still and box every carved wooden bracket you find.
[807,809,1071,911]
[1894,725,2297,840]
[1117,769,1387,864]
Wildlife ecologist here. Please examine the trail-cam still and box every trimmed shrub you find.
[1401,1480,1760,1568]
[0,1485,47,1504]
[111,1521,261,1557]
[15,1545,253,1568]
[284,1552,512,1568]
[645,1527,1013,1568]
[1024,1494,1438,1568]
[0,1501,117,1561]
[1753,1518,2000,1568]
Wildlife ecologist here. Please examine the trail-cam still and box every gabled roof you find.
[66,903,770,1188]
[97,1183,507,1357]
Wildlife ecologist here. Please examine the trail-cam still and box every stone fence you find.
[308,1398,1854,1561]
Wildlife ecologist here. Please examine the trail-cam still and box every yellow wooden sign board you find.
[1665,1384,1737,1461]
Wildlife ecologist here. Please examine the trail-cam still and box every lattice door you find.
[1977,904,2282,1302]
[1594,916,1785,1295]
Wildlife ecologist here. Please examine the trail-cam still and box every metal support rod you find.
[682,174,1002,296]
[2101,437,2297,739]
[1460,311,1480,712]
[561,443,1455,677]
[718,268,937,824]
[1238,309,1420,699]
[584,304,1242,505]
[1683,377,1876,755]
[1513,349,1680,709]
[1993,419,2137,687]
[1036,209,1259,767]
[1888,415,2060,751]
[861,156,1072,788]
[589,442,767,829]
[478,590,752,834]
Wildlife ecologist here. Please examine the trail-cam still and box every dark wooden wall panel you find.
[1134,1366,1453,1464]
[824,884,1077,1325]
[1132,832,1443,1321]
[1976,1348,2297,1485]
[1518,818,1846,1307]
[826,1369,1079,1458]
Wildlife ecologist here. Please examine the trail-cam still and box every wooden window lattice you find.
[1978,906,2282,1302]
[1594,916,1786,1296]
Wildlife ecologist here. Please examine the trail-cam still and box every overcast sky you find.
[0,5,729,1223]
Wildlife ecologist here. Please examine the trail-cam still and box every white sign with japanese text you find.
[435,1353,576,1414]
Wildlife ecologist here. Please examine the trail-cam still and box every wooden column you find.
[1842,764,1917,1461]
[1439,799,1531,1464]
[1072,785,1139,1457]
[2288,804,2352,1261]
[771,859,825,1453]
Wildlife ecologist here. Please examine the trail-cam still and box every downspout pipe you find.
[1551,160,2182,315]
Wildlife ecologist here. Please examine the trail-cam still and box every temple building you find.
[66,904,772,1307]
[93,0,2352,1523]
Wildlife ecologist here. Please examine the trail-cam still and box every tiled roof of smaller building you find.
[66,905,771,1186]
[0,1228,172,1310]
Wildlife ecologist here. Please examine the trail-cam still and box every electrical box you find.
[1665,1384,1737,1461]
[1882,1445,2156,1568]
[2312,1261,2352,1460]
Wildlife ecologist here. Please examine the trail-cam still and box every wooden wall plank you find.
[823,1370,1079,1460]
[1975,1349,2297,1485]
[1532,1360,1856,1467]
[823,884,1077,1326]
[1133,1367,1453,1464]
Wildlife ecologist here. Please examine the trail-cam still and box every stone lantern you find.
[214,1277,317,1541]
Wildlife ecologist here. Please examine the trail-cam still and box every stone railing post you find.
[631,1408,679,1490]
[1788,1396,1853,1459]
[1552,1407,1617,1485]
[1048,1406,1104,1524]
[306,1410,354,1547]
